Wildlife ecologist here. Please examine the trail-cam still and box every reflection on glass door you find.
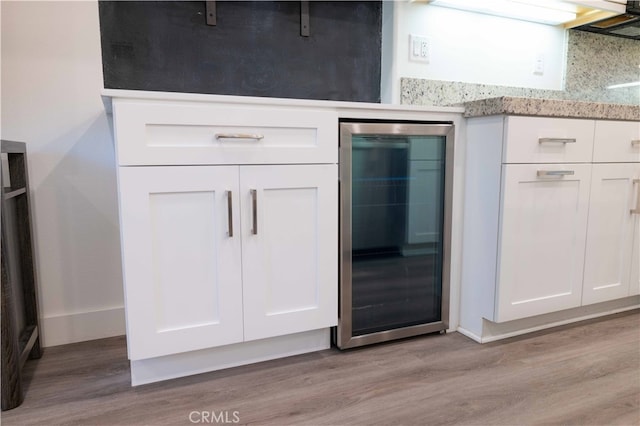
[336,122,453,349]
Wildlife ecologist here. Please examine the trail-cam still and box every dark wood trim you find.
[1,234,24,411]
[1,140,27,154]
[19,325,39,368]
[4,188,27,200]
[1,140,41,411]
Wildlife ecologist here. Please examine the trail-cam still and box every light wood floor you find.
[2,311,639,426]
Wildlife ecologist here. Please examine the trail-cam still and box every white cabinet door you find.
[629,179,640,296]
[583,164,639,305]
[118,166,243,360]
[629,222,640,296]
[495,164,592,322]
[239,164,338,341]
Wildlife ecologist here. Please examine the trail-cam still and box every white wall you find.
[382,1,568,103]
[1,1,125,347]
[380,0,396,106]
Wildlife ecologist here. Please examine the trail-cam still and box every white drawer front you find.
[113,100,338,165]
[503,116,595,164]
[593,120,640,163]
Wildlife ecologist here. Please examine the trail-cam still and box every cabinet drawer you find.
[113,100,338,165]
[503,116,595,164]
[593,120,640,163]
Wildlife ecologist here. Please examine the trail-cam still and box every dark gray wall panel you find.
[99,1,382,102]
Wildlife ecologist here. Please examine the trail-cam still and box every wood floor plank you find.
[2,311,639,425]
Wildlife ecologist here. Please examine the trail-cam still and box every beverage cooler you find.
[334,121,454,349]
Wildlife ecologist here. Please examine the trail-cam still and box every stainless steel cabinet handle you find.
[537,170,575,177]
[632,179,640,215]
[227,190,233,237]
[215,133,264,140]
[631,140,640,146]
[538,138,577,144]
[251,189,258,235]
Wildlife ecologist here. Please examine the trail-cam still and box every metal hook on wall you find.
[206,1,309,37]
[206,1,216,26]
[301,1,310,36]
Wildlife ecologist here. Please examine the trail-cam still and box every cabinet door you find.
[118,166,243,360]
[583,164,639,305]
[629,181,640,296]
[495,164,592,322]
[629,223,640,296]
[240,164,338,341]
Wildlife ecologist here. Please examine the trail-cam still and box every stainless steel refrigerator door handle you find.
[537,170,575,177]
[226,190,233,237]
[538,138,577,144]
[631,140,640,146]
[251,189,258,235]
[215,133,264,140]
[632,179,640,215]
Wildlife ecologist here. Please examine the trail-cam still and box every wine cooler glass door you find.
[337,122,453,349]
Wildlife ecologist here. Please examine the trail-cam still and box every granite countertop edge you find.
[462,97,640,121]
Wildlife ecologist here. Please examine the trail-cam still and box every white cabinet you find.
[461,116,640,341]
[111,97,339,370]
[463,116,594,323]
[496,164,591,321]
[582,164,639,305]
[630,224,640,296]
[239,165,338,342]
[582,118,640,305]
[119,164,337,360]
[118,166,244,360]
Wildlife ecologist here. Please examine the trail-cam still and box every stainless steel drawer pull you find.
[631,140,640,146]
[632,179,640,215]
[227,190,233,237]
[215,133,264,140]
[538,138,577,144]
[537,170,575,177]
[251,189,258,235]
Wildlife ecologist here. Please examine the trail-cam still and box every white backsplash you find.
[402,31,640,106]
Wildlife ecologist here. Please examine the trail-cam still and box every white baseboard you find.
[130,328,330,386]
[456,326,482,343]
[480,303,640,343]
[456,297,640,344]
[40,306,126,347]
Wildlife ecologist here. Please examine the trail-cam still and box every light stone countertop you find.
[463,97,640,121]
